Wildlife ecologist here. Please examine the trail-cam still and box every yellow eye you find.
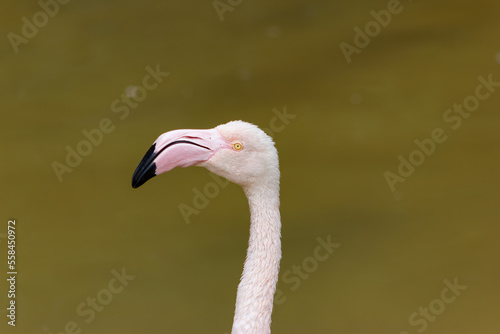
[233,142,243,151]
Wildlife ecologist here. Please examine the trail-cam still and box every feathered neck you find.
[232,180,281,334]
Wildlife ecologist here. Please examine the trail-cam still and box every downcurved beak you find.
[132,128,228,188]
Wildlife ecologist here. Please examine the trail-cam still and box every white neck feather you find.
[231,180,281,334]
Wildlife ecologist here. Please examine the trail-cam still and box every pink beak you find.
[132,128,228,188]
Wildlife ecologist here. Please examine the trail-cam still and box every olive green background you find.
[2,1,499,333]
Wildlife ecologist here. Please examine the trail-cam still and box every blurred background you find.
[2,0,499,333]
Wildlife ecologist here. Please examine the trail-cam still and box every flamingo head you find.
[132,120,279,188]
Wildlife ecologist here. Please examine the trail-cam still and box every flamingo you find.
[132,120,281,334]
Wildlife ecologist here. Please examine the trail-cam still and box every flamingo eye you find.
[233,142,243,151]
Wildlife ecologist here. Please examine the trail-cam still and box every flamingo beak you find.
[132,128,228,188]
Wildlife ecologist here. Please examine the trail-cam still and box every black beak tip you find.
[131,144,158,189]
[131,162,157,188]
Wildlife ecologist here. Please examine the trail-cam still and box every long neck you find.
[232,180,281,334]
